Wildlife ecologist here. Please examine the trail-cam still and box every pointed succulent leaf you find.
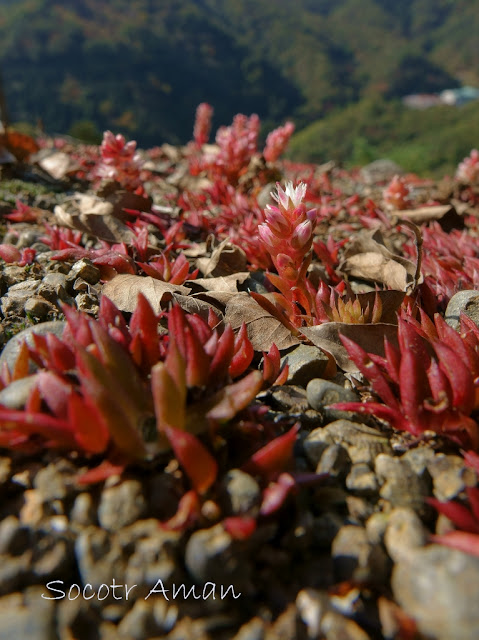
[464,450,479,473]
[206,370,263,424]
[429,496,479,533]
[431,531,479,557]
[76,459,127,485]
[164,425,217,494]
[399,347,426,425]
[244,423,300,478]
[0,408,75,448]
[229,323,254,379]
[223,516,257,540]
[209,324,235,382]
[69,393,110,454]
[340,334,399,410]
[433,340,475,413]
[260,473,296,515]
[75,346,147,458]
[152,361,186,432]
[160,490,201,531]
[35,371,72,419]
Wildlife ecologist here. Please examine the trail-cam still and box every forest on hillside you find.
[1,0,479,173]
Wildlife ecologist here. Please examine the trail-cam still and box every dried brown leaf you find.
[102,275,191,313]
[302,322,399,373]
[172,293,225,324]
[187,272,250,293]
[390,205,463,231]
[54,191,151,243]
[196,237,248,276]
[340,229,418,291]
[224,292,300,351]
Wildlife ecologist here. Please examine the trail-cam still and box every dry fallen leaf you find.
[224,292,300,351]
[102,274,191,313]
[196,237,248,276]
[172,293,225,324]
[54,191,151,244]
[390,204,463,231]
[37,150,79,180]
[340,229,418,291]
[302,322,399,373]
[187,272,250,293]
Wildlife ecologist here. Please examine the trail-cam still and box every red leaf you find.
[340,334,399,410]
[69,393,110,454]
[164,425,218,494]
[209,324,235,382]
[429,497,479,533]
[151,360,186,431]
[244,423,300,478]
[160,490,201,531]
[433,340,475,413]
[207,370,263,424]
[229,323,254,378]
[76,459,126,485]
[260,473,296,515]
[129,292,160,368]
[223,516,257,540]
[464,450,479,473]
[431,531,479,557]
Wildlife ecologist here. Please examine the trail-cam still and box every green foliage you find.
[0,0,478,149]
[289,98,479,176]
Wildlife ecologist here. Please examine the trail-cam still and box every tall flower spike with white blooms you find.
[259,181,317,296]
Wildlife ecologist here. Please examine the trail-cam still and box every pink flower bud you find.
[291,220,313,249]
[258,224,277,251]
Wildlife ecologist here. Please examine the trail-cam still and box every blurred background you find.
[1,0,478,175]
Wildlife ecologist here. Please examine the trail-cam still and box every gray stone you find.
[1,264,30,287]
[383,507,427,563]
[0,375,38,409]
[75,527,127,593]
[117,599,164,640]
[24,296,56,319]
[75,292,99,314]
[375,454,430,512]
[124,530,180,593]
[345,463,378,495]
[427,453,477,501]
[32,534,73,582]
[70,492,97,528]
[185,523,251,589]
[220,469,261,516]
[232,616,266,640]
[281,344,330,387]
[321,611,372,640]
[365,513,389,547]
[36,272,72,305]
[307,378,358,408]
[0,321,65,373]
[33,460,76,502]
[1,279,40,317]
[67,258,101,285]
[0,516,30,555]
[98,479,147,531]
[331,525,390,584]
[400,447,436,475]
[304,420,392,467]
[391,545,479,640]
[0,586,57,640]
[445,289,479,330]
[315,444,351,479]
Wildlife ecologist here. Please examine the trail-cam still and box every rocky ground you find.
[0,139,478,640]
